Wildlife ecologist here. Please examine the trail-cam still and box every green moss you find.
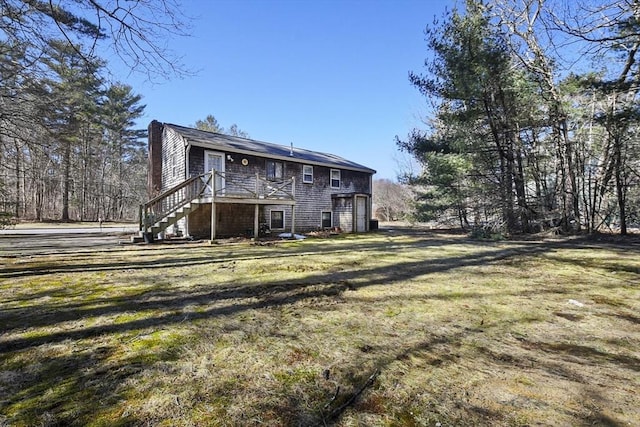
[384,307,401,317]
[1,232,639,426]
[273,367,318,387]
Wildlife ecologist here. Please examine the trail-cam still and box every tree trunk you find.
[14,140,21,218]
[560,116,580,230]
[513,133,529,233]
[62,140,71,221]
[500,153,515,232]
[613,134,627,235]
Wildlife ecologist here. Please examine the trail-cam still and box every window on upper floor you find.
[303,165,313,183]
[330,169,341,189]
[266,160,284,180]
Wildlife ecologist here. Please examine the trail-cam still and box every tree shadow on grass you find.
[3,236,637,354]
[522,341,640,372]
[268,328,524,426]
[0,344,178,426]
[0,240,562,353]
[0,233,468,279]
[472,336,636,427]
[2,234,638,425]
[542,252,640,283]
[538,362,631,427]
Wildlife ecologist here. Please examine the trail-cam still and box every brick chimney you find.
[148,120,163,196]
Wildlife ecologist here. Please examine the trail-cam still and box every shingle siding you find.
[188,146,205,177]
[186,148,372,234]
[333,197,354,231]
[161,127,186,191]
[291,165,370,232]
[153,121,374,236]
[188,204,256,239]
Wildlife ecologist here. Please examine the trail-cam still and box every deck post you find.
[290,176,295,236]
[211,169,216,241]
[254,204,259,240]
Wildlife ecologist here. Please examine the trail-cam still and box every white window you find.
[303,165,313,183]
[270,210,285,229]
[321,211,332,228]
[330,169,341,189]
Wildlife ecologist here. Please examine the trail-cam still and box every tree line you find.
[0,0,189,225]
[399,0,640,235]
[1,41,147,222]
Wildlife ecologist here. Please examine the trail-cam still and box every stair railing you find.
[140,173,211,233]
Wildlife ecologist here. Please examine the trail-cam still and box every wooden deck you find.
[140,171,296,240]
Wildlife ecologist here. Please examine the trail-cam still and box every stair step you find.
[143,198,204,236]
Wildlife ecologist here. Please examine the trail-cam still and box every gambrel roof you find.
[164,123,376,174]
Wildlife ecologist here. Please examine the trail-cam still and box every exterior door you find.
[204,151,225,195]
[356,196,367,232]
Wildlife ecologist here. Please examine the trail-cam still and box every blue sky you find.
[123,0,457,180]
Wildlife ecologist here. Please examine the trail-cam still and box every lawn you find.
[1,228,638,426]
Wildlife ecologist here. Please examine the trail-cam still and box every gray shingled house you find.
[140,121,376,240]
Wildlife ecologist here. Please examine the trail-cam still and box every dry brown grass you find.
[0,229,638,426]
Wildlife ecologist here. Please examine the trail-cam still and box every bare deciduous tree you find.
[0,0,191,81]
[373,179,414,222]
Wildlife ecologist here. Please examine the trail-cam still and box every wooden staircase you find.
[136,173,212,242]
[146,200,201,237]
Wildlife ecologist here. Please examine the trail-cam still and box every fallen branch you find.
[323,386,341,410]
[324,369,380,422]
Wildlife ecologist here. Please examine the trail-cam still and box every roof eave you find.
[187,139,376,174]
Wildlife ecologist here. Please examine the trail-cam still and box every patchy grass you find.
[1,230,639,426]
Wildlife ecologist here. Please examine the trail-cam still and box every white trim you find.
[330,169,341,189]
[185,143,191,178]
[185,143,191,236]
[303,165,313,183]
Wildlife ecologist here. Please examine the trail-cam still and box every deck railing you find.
[219,172,295,201]
[139,171,295,233]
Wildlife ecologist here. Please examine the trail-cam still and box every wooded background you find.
[0,0,187,224]
[398,0,640,235]
[0,49,148,222]
[2,1,639,235]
